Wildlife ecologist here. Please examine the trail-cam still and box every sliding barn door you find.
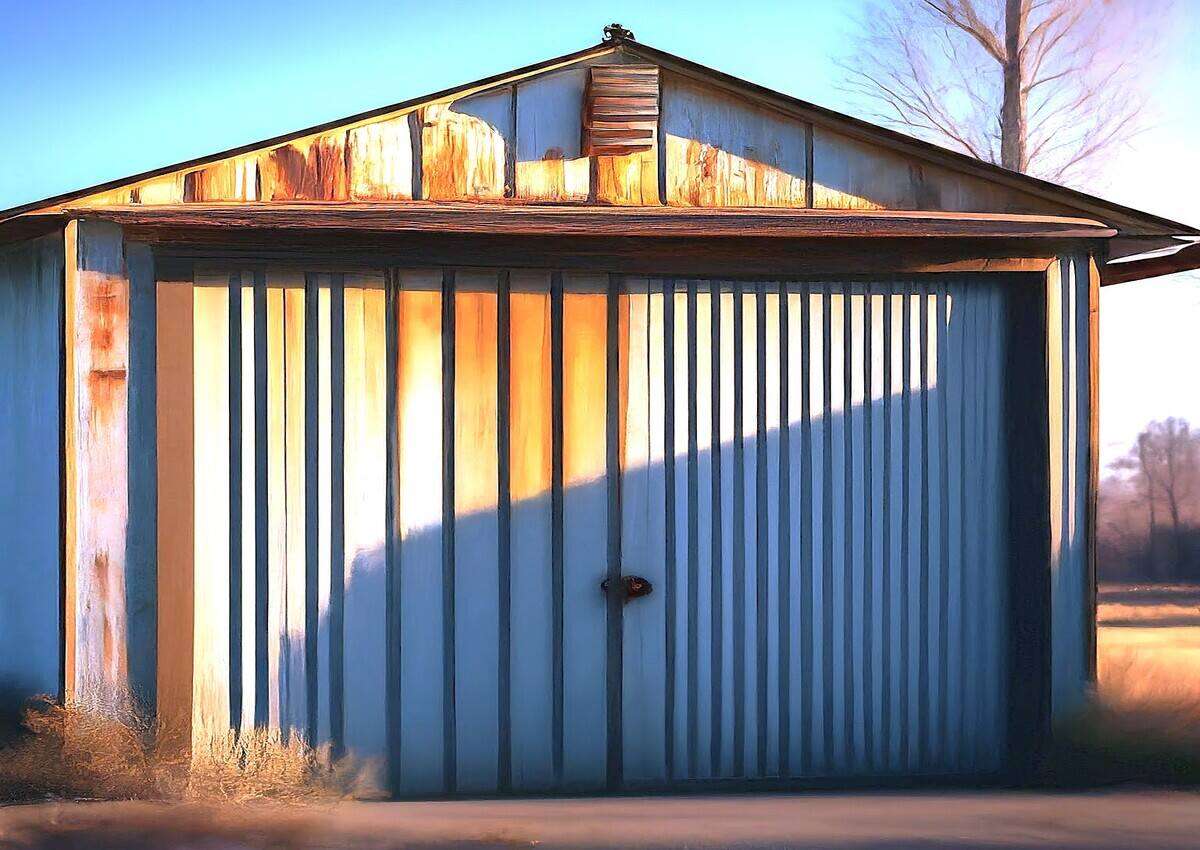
[167,268,1011,794]
[618,278,1011,783]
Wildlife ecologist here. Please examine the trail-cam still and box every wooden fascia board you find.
[59,204,1118,240]
[1101,240,1200,285]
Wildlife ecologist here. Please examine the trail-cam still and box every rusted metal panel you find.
[583,65,660,157]
[260,134,349,202]
[422,92,513,200]
[183,156,258,203]
[0,233,64,706]
[65,219,132,709]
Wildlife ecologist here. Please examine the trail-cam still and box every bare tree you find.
[841,0,1170,184]
[1112,418,1200,579]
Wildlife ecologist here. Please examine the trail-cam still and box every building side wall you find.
[0,232,64,707]
[1047,253,1096,722]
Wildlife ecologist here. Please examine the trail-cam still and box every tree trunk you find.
[1000,0,1028,171]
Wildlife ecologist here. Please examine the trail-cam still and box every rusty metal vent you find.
[582,65,660,156]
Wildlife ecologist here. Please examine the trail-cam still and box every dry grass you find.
[0,697,381,804]
[1045,585,1200,784]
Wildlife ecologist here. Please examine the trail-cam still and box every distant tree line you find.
[1100,418,1200,584]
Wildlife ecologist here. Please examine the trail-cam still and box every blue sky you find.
[2,0,1197,463]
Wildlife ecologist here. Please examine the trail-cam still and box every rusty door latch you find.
[601,574,653,603]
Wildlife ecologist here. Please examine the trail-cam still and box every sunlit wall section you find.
[395,272,445,793]
[342,277,388,759]
[454,272,501,792]
[508,271,555,790]
[561,276,610,786]
[191,278,230,740]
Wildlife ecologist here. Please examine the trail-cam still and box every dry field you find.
[1045,583,1200,784]
[1097,583,1200,707]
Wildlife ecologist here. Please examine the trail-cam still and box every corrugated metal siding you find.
[0,233,63,705]
[1049,254,1093,721]
[168,269,1012,791]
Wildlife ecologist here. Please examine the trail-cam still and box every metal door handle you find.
[601,574,653,602]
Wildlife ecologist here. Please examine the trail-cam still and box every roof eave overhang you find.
[26,203,1121,241]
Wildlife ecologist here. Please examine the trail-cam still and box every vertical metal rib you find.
[253,270,269,728]
[441,268,457,793]
[550,270,565,785]
[663,278,677,780]
[754,281,768,776]
[709,281,723,776]
[605,273,624,790]
[777,284,791,778]
[918,283,931,767]
[303,272,320,746]
[820,281,834,770]
[798,283,814,773]
[686,279,699,779]
[842,283,855,768]
[329,278,346,758]
[862,285,875,770]
[497,270,513,792]
[228,272,243,731]
[899,281,912,769]
[732,280,745,778]
[384,269,403,792]
[936,287,951,767]
[881,286,893,771]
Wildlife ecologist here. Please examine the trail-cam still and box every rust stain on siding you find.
[261,133,349,202]
[421,104,507,200]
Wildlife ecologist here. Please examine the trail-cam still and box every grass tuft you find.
[0,697,381,803]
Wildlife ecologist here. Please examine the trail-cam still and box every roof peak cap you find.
[602,22,635,43]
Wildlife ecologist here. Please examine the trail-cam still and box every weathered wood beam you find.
[1101,240,1200,285]
[60,204,1117,240]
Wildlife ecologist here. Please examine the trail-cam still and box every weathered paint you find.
[422,92,513,200]
[662,76,806,208]
[261,134,349,202]
[36,49,1097,223]
[0,233,63,706]
[348,117,415,201]
[64,219,131,708]
[595,150,658,205]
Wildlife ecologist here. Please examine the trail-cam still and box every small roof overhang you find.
[19,203,1119,240]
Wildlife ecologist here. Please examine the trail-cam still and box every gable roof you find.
[3,30,1197,279]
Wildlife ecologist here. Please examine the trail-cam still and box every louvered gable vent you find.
[582,64,660,156]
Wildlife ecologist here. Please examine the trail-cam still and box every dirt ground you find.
[3,585,1198,849]
[4,790,1200,849]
